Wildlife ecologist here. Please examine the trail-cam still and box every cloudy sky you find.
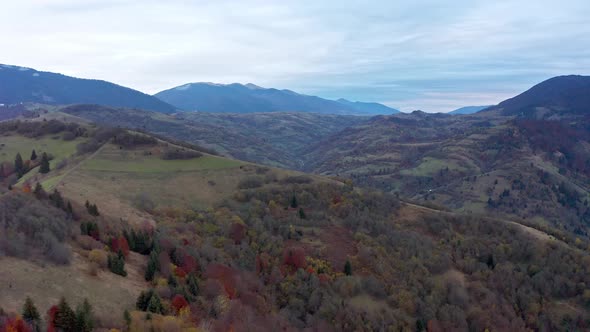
[1,0,589,112]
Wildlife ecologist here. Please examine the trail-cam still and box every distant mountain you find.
[0,64,177,113]
[449,105,492,115]
[336,98,399,114]
[487,75,590,117]
[155,82,395,115]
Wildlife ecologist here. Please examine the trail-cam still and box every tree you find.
[39,153,50,174]
[74,299,94,332]
[14,153,24,178]
[290,195,298,208]
[22,296,40,331]
[187,273,200,297]
[54,297,76,332]
[30,150,37,161]
[108,251,127,277]
[145,252,158,281]
[171,295,189,314]
[298,208,306,219]
[147,293,164,314]
[344,260,352,276]
[123,309,131,329]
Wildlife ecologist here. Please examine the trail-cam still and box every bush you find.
[161,148,202,160]
[237,176,264,189]
[280,176,313,185]
[89,249,108,268]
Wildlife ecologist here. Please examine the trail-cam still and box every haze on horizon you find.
[1,0,589,113]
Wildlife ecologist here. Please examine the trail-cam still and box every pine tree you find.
[344,260,352,276]
[0,163,4,179]
[54,297,76,332]
[22,297,40,331]
[298,207,306,219]
[14,153,24,178]
[39,152,50,174]
[144,253,157,281]
[187,273,200,297]
[75,299,94,332]
[290,195,298,208]
[147,293,163,314]
[30,149,37,161]
[67,201,73,216]
[123,309,131,328]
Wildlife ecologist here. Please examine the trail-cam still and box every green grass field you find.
[81,154,242,173]
[400,157,467,176]
[0,135,83,167]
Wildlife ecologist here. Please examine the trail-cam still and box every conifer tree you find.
[344,260,352,276]
[187,273,200,297]
[75,299,94,332]
[54,297,76,332]
[39,152,50,174]
[22,297,40,331]
[290,195,298,208]
[14,153,24,178]
[30,149,37,161]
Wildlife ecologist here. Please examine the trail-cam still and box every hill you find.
[301,79,590,238]
[1,118,589,331]
[485,75,590,118]
[58,104,368,169]
[0,64,177,113]
[449,105,491,115]
[155,82,395,115]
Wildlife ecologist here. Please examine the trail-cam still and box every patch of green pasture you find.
[0,135,83,166]
[400,157,467,177]
[81,153,242,173]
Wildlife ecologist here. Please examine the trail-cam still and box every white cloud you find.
[0,0,589,112]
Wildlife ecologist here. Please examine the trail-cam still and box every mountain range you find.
[0,64,398,116]
[155,82,399,115]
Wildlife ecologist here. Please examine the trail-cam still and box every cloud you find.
[0,0,589,112]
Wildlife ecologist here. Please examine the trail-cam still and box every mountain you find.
[0,64,177,113]
[155,82,395,115]
[449,105,491,115]
[336,98,399,114]
[486,75,590,117]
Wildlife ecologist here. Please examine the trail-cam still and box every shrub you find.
[237,176,264,189]
[88,249,108,268]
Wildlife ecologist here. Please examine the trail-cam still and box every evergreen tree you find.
[108,251,127,277]
[0,163,4,179]
[30,149,37,161]
[187,273,200,297]
[147,293,164,314]
[33,182,45,198]
[344,260,352,276]
[144,253,157,281]
[75,299,94,332]
[167,274,178,288]
[39,152,50,174]
[66,201,73,216]
[123,309,131,329]
[22,297,40,331]
[54,297,76,332]
[298,207,306,219]
[290,195,298,208]
[14,153,24,178]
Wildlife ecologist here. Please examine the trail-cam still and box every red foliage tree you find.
[46,305,59,332]
[175,266,187,278]
[171,295,189,314]
[205,264,238,299]
[1,316,32,332]
[110,236,130,257]
[229,222,247,244]
[282,247,307,271]
[181,254,199,274]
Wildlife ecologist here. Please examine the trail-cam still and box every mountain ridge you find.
[0,64,177,113]
[155,82,397,115]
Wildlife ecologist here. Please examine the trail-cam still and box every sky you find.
[1,0,589,112]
